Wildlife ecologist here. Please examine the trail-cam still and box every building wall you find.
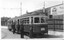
[47,4,64,31]
[1,17,11,26]
[50,4,64,15]
[46,8,51,16]
[46,4,64,19]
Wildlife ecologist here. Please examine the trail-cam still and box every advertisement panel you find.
[51,4,64,15]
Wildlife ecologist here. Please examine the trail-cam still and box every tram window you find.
[41,17,45,23]
[34,17,39,23]
[23,18,29,24]
[26,20,29,24]
[19,19,23,24]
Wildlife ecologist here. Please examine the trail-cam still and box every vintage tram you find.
[7,20,12,31]
[7,13,48,38]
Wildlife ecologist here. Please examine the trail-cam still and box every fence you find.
[47,19,63,32]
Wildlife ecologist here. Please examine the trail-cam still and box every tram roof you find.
[19,12,46,18]
[18,9,48,18]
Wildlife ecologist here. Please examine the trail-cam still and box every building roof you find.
[47,3,63,8]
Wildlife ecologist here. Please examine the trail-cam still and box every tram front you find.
[31,15,48,36]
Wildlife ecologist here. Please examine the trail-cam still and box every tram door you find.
[31,17,33,24]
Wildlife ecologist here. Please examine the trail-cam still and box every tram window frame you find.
[34,17,40,23]
[26,17,29,24]
[19,19,23,24]
[23,17,29,24]
[41,17,46,23]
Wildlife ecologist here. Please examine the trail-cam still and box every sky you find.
[0,0,63,18]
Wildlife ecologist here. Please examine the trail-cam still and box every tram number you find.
[41,28,45,31]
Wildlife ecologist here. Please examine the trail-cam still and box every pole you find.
[26,10,28,14]
[43,1,45,13]
[20,2,22,15]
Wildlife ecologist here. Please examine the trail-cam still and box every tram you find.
[7,20,12,31]
[7,12,48,37]
[7,17,18,31]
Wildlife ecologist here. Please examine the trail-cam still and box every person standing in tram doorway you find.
[11,20,16,34]
[20,20,24,38]
[17,19,20,33]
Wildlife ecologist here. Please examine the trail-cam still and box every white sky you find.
[0,0,63,18]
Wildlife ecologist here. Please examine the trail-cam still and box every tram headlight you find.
[41,28,45,31]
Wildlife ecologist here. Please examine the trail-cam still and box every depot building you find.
[46,3,64,19]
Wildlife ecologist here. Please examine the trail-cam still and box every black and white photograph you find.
[0,0,64,40]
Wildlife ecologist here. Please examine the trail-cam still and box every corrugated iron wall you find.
[48,14,63,32]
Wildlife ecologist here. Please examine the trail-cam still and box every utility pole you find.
[26,10,28,14]
[43,1,48,16]
[20,2,22,15]
[43,1,45,13]
[62,1,64,4]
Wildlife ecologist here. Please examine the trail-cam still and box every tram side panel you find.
[24,24,31,32]
[33,24,48,34]
[24,24,48,35]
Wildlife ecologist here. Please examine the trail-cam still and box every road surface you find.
[1,26,64,39]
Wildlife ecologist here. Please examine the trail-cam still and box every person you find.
[17,19,20,33]
[20,20,24,38]
[29,26,33,38]
[11,21,16,34]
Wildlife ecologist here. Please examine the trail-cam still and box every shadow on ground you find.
[29,34,63,38]
[17,32,63,39]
